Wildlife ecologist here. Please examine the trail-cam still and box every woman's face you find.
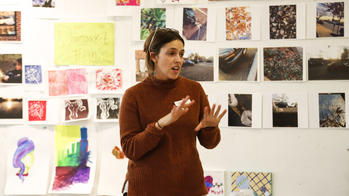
[151,39,184,80]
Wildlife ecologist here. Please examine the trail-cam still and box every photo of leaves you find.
[269,5,296,39]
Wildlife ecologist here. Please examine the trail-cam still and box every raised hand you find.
[194,104,227,131]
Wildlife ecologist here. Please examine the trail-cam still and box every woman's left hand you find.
[194,104,227,131]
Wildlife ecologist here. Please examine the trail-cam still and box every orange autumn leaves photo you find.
[225,7,251,40]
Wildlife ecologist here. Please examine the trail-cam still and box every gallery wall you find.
[0,0,349,196]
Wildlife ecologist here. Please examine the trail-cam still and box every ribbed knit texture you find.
[119,76,221,196]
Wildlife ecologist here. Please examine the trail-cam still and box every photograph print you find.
[135,50,147,82]
[95,96,121,121]
[228,94,252,127]
[116,0,140,6]
[182,8,207,41]
[0,54,22,84]
[140,8,166,40]
[0,97,22,119]
[316,2,344,37]
[319,93,346,128]
[180,48,213,81]
[269,5,297,39]
[272,93,298,127]
[0,11,21,41]
[226,7,252,40]
[32,0,56,8]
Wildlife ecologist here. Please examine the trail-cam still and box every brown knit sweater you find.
[119,76,221,196]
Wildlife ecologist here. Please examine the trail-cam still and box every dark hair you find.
[16,58,22,65]
[143,28,184,78]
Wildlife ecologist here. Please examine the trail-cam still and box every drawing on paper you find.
[0,97,22,119]
[269,5,296,39]
[52,126,91,191]
[219,48,257,81]
[231,171,272,196]
[96,97,120,120]
[67,69,88,94]
[180,49,213,81]
[183,8,207,41]
[263,47,303,81]
[116,0,140,6]
[319,93,346,128]
[0,54,22,84]
[228,94,252,127]
[48,70,68,96]
[96,68,122,91]
[307,45,349,80]
[140,8,166,40]
[25,65,42,84]
[204,170,224,196]
[0,11,21,41]
[272,93,298,127]
[28,100,47,121]
[316,2,344,37]
[32,0,55,8]
[49,69,88,96]
[64,99,89,121]
[12,137,35,181]
[226,7,251,40]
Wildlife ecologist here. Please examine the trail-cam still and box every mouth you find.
[171,66,180,72]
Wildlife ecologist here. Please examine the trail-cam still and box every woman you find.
[119,28,226,196]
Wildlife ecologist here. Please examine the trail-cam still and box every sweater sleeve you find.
[119,89,164,161]
[196,83,221,149]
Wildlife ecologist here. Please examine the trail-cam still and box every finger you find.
[210,104,216,116]
[218,109,227,120]
[203,106,209,118]
[194,122,202,131]
[184,99,195,108]
[179,95,190,108]
[214,104,221,117]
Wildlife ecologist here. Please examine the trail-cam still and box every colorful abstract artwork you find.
[116,0,140,6]
[67,69,88,94]
[269,5,296,39]
[319,93,346,128]
[12,137,35,181]
[32,0,56,8]
[204,170,224,195]
[140,8,166,40]
[226,7,251,40]
[0,54,22,84]
[0,97,22,119]
[48,69,88,96]
[96,68,122,91]
[64,99,89,121]
[228,94,252,127]
[0,11,21,41]
[183,8,207,41]
[25,65,42,84]
[50,125,95,193]
[316,2,344,37]
[96,97,120,121]
[231,171,272,196]
[28,100,47,121]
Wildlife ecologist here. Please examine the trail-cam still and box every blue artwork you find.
[25,65,42,84]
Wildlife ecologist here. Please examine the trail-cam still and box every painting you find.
[116,0,140,6]
[180,48,213,81]
[48,69,88,96]
[49,125,95,194]
[96,68,122,91]
[204,170,224,196]
[28,100,47,121]
[135,50,147,81]
[95,96,121,122]
[226,7,251,40]
[32,0,56,8]
[48,70,68,96]
[219,48,257,81]
[230,171,272,196]
[307,45,349,80]
[316,2,344,37]
[5,126,50,195]
[67,69,88,95]
[319,93,346,128]
[140,8,166,40]
[0,54,22,84]
[0,97,22,119]
[25,65,42,84]
[64,98,89,121]
[0,11,21,41]
[272,93,298,127]
[183,8,207,41]
[157,0,197,4]
[263,47,303,81]
[269,5,296,39]
[54,22,115,66]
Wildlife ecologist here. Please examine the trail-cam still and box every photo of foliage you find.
[269,5,296,39]
[308,45,349,80]
[316,2,344,37]
[226,7,251,40]
[319,93,346,128]
[32,0,55,8]
[182,8,207,41]
[272,93,298,127]
[180,49,213,81]
[140,8,166,40]
[263,47,303,81]
[116,0,140,6]
[0,11,21,41]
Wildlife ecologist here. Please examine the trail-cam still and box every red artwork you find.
[96,68,122,91]
[28,100,47,121]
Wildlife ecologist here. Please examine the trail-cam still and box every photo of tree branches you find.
[263,47,303,81]
[140,8,166,40]
[319,93,346,128]
[269,5,296,39]
[316,2,344,37]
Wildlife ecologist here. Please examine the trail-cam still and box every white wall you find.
[1,0,349,196]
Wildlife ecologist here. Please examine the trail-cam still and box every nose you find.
[175,54,183,63]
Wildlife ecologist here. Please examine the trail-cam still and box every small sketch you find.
[269,5,297,39]
[12,137,35,181]
[25,65,42,84]
[28,100,46,121]
[64,99,89,121]
[96,97,120,120]
[319,93,346,128]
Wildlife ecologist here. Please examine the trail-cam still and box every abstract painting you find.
[180,48,213,81]
[183,8,207,41]
[316,2,344,37]
[48,69,88,96]
[269,5,296,39]
[95,97,121,121]
[140,8,166,40]
[96,68,122,91]
[12,137,35,182]
[226,7,251,40]
[25,65,42,84]
[319,93,346,128]
[230,171,272,196]
[50,125,95,194]
[0,54,22,84]
[0,11,21,41]
[272,93,298,127]
[64,99,89,121]
[48,70,68,96]
[0,97,22,119]
[204,170,224,196]
[116,0,140,6]
[28,100,47,121]
[263,47,303,81]
[67,69,88,94]
[228,94,252,127]
[219,48,257,81]
[32,0,56,8]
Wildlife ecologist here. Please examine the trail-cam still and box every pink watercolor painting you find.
[67,69,88,94]
[116,0,140,6]
[96,68,122,91]
[48,70,68,96]
[28,100,47,121]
